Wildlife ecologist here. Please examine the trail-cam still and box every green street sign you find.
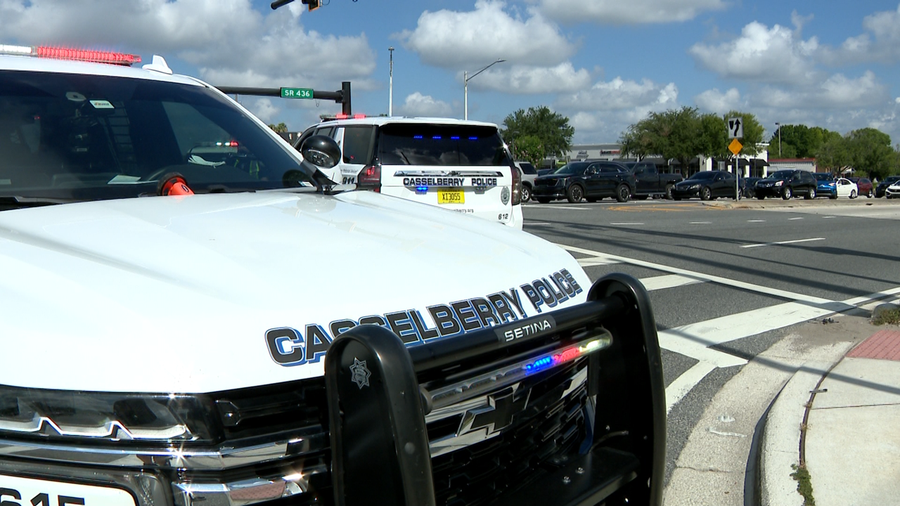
[281,87,313,99]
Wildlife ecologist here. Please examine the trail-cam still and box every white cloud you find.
[248,98,280,124]
[0,0,376,89]
[753,71,888,110]
[397,92,453,117]
[465,63,592,94]
[689,21,820,85]
[556,77,678,110]
[396,0,576,68]
[533,0,726,25]
[555,79,680,143]
[817,4,900,65]
[695,88,743,114]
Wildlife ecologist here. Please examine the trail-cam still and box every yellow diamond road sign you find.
[728,138,742,155]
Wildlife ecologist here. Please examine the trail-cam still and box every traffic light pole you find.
[215,82,352,115]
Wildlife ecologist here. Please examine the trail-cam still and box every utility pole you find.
[388,47,394,117]
[775,122,782,157]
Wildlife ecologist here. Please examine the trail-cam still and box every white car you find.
[0,44,665,506]
[835,177,859,198]
[296,116,524,229]
[886,179,900,198]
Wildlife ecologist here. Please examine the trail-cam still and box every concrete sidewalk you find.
[761,326,900,505]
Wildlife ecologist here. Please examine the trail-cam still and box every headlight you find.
[775,181,783,187]
[0,385,216,442]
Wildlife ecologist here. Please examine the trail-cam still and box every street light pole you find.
[464,58,505,120]
[388,47,394,117]
[775,122,782,157]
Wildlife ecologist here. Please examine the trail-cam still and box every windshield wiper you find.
[0,196,79,210]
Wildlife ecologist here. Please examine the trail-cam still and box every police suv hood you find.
[0,191,589,393]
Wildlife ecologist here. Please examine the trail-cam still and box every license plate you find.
[437,189,464,205]
[0,474,137,506]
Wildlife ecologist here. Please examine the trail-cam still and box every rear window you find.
[377,124,511,166]
[341,125,374,164]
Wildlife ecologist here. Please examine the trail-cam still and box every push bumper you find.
[325,273,666,506]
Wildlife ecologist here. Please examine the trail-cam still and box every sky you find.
[3,0,900,147]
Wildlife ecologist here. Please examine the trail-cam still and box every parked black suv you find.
[533,161,636,203]
[754,170,818,200]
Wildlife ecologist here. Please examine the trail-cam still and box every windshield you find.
[0,70,310,206]
[768,170,795,179]
[814,173,834,181]
[685,171,719,181]
[550,162,589,175]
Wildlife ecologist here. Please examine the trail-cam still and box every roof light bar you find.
[0,44,140,66]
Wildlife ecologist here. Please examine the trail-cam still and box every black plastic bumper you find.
[324,273,666,506]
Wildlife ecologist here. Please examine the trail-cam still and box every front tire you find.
[805,188,816,200]
[867,189,873,198]
[615,184,631,202]
[850,189,858,199]
[521,184,532,202]
[665,184,674,200]
[700,186,712,201]
[566,184,584,203]
[782,187,793,200]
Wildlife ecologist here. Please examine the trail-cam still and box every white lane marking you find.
[559,243,836,305]
[640,274,703,291]
[560,242,900,413]
[844,286,900,307]
[577,257,621,267]
[822,216,836,219]
[609,222,645,225]
[740,237,825,249]
[665,362,716,414]
[528,205,588,210]
[690,221,712,224]
[747,219,766,223]
[788,217,804,221]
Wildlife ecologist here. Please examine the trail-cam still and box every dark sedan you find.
[755,170,817,199]
[671,170,737,200]
[533,161,636,203]
[875,175,900,198]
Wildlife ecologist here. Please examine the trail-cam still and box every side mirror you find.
[299,135,341,169]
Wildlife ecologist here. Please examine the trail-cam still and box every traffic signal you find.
[302,0,320,11]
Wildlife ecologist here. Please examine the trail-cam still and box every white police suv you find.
[296,116,524,229]
[0,44,665,506]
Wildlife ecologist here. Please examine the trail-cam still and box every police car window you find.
[377,124,510,166]
[0,70,311,201]
[341,126,373,164]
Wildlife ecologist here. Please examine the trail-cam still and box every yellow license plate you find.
[437,189,465,204]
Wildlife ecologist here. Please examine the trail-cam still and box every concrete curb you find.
[759,343,855,506]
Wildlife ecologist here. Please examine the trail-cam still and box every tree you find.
[770,124,841,159]
[501,106,574,165]
[511,135,544,168]
[268,122,288,133]
[814,136,850,173]
[696,113,728,160]
[619,106,702,170]
[844,128,895,180]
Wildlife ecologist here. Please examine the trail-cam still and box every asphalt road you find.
[521,196,900,497]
